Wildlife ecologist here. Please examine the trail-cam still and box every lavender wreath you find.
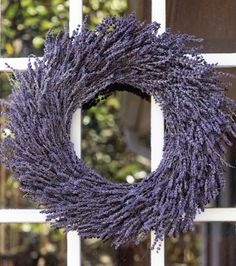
[1,15,236,250]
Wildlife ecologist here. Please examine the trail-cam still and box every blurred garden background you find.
[1,0,236,265]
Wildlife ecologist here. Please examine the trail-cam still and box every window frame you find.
[0,0,236,265]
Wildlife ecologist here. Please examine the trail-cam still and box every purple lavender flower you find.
[1,15,236,250]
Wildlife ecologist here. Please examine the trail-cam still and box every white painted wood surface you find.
[151,0,166,265]
[1,208,236,223]
[68,0,83,265]
[202,53,236,68]
[1,53,235,72]
[0,209,46,223]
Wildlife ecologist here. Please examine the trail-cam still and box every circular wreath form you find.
[1,15,236,249]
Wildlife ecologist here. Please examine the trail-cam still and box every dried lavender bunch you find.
[1,15,236,250]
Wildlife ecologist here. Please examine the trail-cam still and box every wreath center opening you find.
[71,88,152,184]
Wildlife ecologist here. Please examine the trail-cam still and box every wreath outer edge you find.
[1,15,236,250]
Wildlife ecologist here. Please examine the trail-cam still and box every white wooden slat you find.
[202,53,236,68]
[68,0,83,266]
[195,208,236,222]
[0,209,46,223]
[70,109,81,158]
[150,99,165,265]
[152,0,166,35]
[1,208,236,223]
[1,53,235,72]
[151,0,166,265]
[0,57,42,71]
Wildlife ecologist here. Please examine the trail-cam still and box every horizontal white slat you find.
[202,53,236,68]
[195,208,236,222]
[0,57,42,71]
[0,209,46,223]
[0,208,235,223]
[0,54,235,72]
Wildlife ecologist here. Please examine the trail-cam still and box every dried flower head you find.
[1,15,236,250]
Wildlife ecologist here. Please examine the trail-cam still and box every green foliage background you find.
[1,0,127,57]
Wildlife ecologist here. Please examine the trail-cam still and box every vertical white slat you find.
[68,1,83,266]
[151,0,166,266]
